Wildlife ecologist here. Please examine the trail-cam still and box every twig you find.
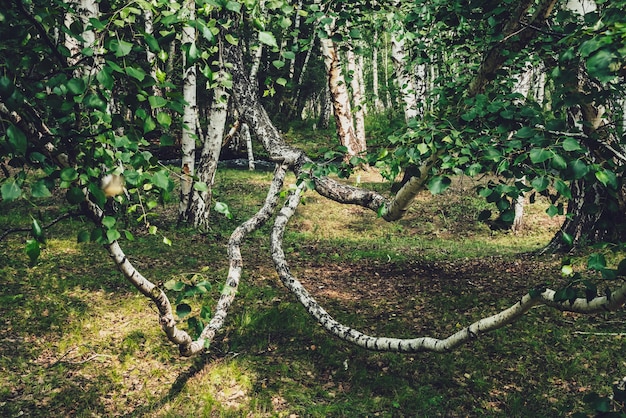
[0,212,81,242]
[62,354,113,364]
[574,331,626,336]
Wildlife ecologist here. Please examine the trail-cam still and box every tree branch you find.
[82,196,194,353]
[270,184,626,352]
[468,0,558,96]
[184,163,287,354]
[0,212,79,242]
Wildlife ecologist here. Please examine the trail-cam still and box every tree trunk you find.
[390,32,420,123]
[319,84,331,129]
[178,0,198,223]
[144,8,163,99]
[320,37,363,158]
[346,47,366,155]
[542,0,626,252]
[185,78,229,231]
[372,38,384,113]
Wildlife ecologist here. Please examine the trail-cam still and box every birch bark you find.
[320,36,363,158]
[178,0,198,223]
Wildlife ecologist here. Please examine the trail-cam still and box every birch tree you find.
[178,0,199,223]
[4,0,626,373]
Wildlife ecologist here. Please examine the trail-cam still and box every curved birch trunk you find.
[270,182,626,353]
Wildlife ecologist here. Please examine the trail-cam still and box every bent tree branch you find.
[84,164,287,356]
[271,185,626,352]
[225,39,626,354]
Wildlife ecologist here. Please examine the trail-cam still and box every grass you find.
[1,167,626,417]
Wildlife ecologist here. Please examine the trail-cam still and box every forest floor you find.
[1,167,625,417]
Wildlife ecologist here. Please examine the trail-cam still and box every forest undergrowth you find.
[1,168,625,417]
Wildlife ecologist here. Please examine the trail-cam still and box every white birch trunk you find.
[144,8,163,98]
[347,48,366,155]
[249,0,265,86]
[511,62,544,232]
[321,36,362,158]
[64,0,99,72]
[178,0,198,222]
[357,52,367,115]
[187,79,229,230]
[383,34,392,108]
[288,0,303,82]
[391,33,420,123]
[243,123,255,170]
[372,41,384,113]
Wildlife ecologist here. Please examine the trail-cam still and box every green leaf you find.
[163,236,172,246]
[67,78,85,95]
[529,148,553,164]
[569,159,589,179]
[85,93,107,111]
[562,137,581,152]
[554,180,572,199]
[176,303,192,318]
[60,167,79,182]
[0,76,15,97]
[31,218,44,241]
[196,281,212,293]
[77,230,91,243]
[66,186,85,204]
[165,280,186,291]
[276,77,287,86]
[427,176,451,195]
[152,170,173,191]
[126,67,146,81]
[561,232,573,246]
[546,204,559,217]
[225,1,241,12]
[272,60,285,69]
[586,49,617,82]
[561,264,573,276]
[31,180,52,198]
[1,180,21,202]
[531,176,549,192]
[143,116,156,133]
[550,154,567,170]
[595,169,618,189]
[214,201,233,219]
[106,228,121,243]
[225,34,238,46]
[282,51,296,60]
[101,216,116,229]
[617,258,626,276]
[515,126,535,138]
[7,124,27,155]
[587,253,606,271]
[115,39,133,57]
[148,95,168,108]
[193,181,209,192]
[156,112,172,128]
[25,239,40,265]
[200,305,211,321]
[258,31,278,48]
[143,33,160,52]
